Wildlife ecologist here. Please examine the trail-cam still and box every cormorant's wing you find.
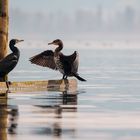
[61,51,77,63]
[71,52,79,73]
[59,51,79,73]
[29,50,57,70]
[0,53,18,75]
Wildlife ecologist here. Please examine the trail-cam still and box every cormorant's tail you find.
[73,73,86,81]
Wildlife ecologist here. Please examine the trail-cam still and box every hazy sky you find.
[10,0,140,13]
[9,0,140,39]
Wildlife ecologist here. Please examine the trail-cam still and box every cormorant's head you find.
[9,39,24,46]
[48,39,63,46]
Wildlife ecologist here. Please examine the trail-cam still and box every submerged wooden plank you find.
[0,79,77,93]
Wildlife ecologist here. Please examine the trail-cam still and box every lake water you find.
[0,40,140,140]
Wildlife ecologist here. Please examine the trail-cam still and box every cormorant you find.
[0,39,24,89]
[30,39,86,81]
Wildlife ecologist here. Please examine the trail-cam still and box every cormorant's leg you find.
[62,75,66,79]
[6,81,12,93]
[6,81,9,89]
[3,76,9,90]
[62,75,68,80]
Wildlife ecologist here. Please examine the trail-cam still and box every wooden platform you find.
[0,79,77,94]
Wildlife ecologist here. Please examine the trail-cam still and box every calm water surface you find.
[0,40,140,140]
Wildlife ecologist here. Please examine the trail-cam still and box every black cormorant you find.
[0,39,24,89]
[30,39,86,81]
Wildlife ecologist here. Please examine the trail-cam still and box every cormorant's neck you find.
[9,43,19,53]
[55,43,63,53]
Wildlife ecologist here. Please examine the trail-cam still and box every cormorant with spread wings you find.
[29,39,86,81]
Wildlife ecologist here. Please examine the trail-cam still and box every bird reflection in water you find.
[52,91,77,137]
[53,106,62,137]
[62,90,77,106]
[54,92,77,137]
[8,105,19,135]
[33,89,77,138]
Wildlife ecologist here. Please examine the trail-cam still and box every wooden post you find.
[0,0,8,138]
[0,0,9,81]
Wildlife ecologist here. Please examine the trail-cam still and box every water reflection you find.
[0,97,19,136]
[6,87,77,139]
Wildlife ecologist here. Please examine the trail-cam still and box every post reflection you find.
[0,91,8,140]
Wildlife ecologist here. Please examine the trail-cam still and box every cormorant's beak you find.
[48,42,54,45]
[16,40,24,43]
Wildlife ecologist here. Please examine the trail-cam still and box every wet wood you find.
[0,79,77,93]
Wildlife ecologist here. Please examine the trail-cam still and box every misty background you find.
[9,0,140,40]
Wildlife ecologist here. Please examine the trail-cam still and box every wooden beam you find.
[0,79,77,93]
